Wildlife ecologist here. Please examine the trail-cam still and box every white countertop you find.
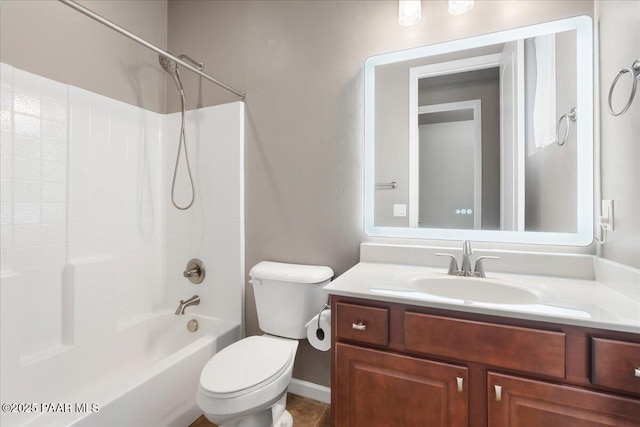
[324,262,640,334]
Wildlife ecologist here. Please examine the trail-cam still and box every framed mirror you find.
[364,16,594,245]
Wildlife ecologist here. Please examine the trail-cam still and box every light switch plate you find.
[393,204,407,217]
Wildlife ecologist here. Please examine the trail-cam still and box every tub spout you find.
[175,295,200,315]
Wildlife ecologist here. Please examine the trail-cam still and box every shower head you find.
[159,54,178,76]
[159,54,185,96]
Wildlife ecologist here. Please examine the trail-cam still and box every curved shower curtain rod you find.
[58,0,246,100]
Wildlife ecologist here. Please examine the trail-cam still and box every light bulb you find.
[399,0,422,26]
[448,0,474,15]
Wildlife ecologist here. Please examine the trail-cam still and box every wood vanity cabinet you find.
[331,297,640,427]
[335,343,468,426]
[487,372,640,426]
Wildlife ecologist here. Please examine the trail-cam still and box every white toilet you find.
[196,261,333,427]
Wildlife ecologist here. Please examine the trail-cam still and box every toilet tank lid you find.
[250,261,334,284]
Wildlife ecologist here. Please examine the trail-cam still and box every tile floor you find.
[190,394,331,427]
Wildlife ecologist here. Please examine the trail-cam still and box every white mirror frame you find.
[364,15,594,245]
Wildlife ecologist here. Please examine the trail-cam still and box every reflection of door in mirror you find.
[418,100,482,229]
[409,57,502,231]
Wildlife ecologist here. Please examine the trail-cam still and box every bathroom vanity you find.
[327,262,640,427]
[334,8,640,425]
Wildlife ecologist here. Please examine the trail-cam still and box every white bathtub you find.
[15,312,240,427]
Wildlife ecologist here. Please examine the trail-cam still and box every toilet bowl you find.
[197,335,298,427]
[196,261,333,427]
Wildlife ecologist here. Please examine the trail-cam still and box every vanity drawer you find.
[336,303,389,347]
[404,312,566,378]
[592,337,640,396]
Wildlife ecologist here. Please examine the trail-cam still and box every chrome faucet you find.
[175,295,200,315]
[460,240,473,276]
[436,240,499,278]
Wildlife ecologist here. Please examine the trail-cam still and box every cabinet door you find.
[335,343,468,427]
[488,372,640,427]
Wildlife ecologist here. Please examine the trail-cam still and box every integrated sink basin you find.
[327,261,634,328]
[406,276,540,305]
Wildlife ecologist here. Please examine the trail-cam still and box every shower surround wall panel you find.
[66,85,163,324]
[1,63,70,357]
[0,63,244,427]
[161,103,244,325]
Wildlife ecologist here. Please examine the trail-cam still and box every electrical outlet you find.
[600,200,614,230]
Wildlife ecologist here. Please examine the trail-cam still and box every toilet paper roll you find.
[305,310,331,351]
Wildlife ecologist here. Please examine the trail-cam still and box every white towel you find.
[532,34,557,149]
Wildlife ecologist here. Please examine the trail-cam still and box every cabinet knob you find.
[456,377,463,392]
[494,385,502,401]
[352,322,366,331]
[635,368,640,378]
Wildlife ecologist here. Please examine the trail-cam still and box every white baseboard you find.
[289,378,331,404]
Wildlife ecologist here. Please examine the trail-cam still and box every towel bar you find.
[376,182,398,189]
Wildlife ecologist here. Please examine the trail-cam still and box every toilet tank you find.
[250,261,333,339]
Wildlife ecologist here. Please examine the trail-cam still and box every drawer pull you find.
[635,368,640,378]
[494,385,502,401]
[456,376,463,392]
[352,322,366,331]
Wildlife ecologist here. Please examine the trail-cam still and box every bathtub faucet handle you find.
[183,259,205,284]
[183,267,200,278]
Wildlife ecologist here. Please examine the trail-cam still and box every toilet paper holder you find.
[315,303,330,340]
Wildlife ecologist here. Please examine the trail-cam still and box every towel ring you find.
[608,59,640,116]
[556,107,577,146]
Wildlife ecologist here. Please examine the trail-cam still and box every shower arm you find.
[58,0,246,100]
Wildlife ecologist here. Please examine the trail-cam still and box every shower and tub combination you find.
[0,1,245,426]
[12,313,239,427]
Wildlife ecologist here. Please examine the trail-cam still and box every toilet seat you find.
[200,336,294,399]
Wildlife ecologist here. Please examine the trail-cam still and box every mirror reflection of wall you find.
[524,30,577,233]
[373,45,503,229]
[372,26,581,238]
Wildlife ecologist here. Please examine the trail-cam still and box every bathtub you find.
[15,312,240,427]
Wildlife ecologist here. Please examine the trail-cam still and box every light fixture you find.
[398,0,422,26]
[448,0,474,15]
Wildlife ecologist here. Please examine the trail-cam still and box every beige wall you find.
[596,1,640,268]
[0,0,168,113]
[167,0,594,387]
